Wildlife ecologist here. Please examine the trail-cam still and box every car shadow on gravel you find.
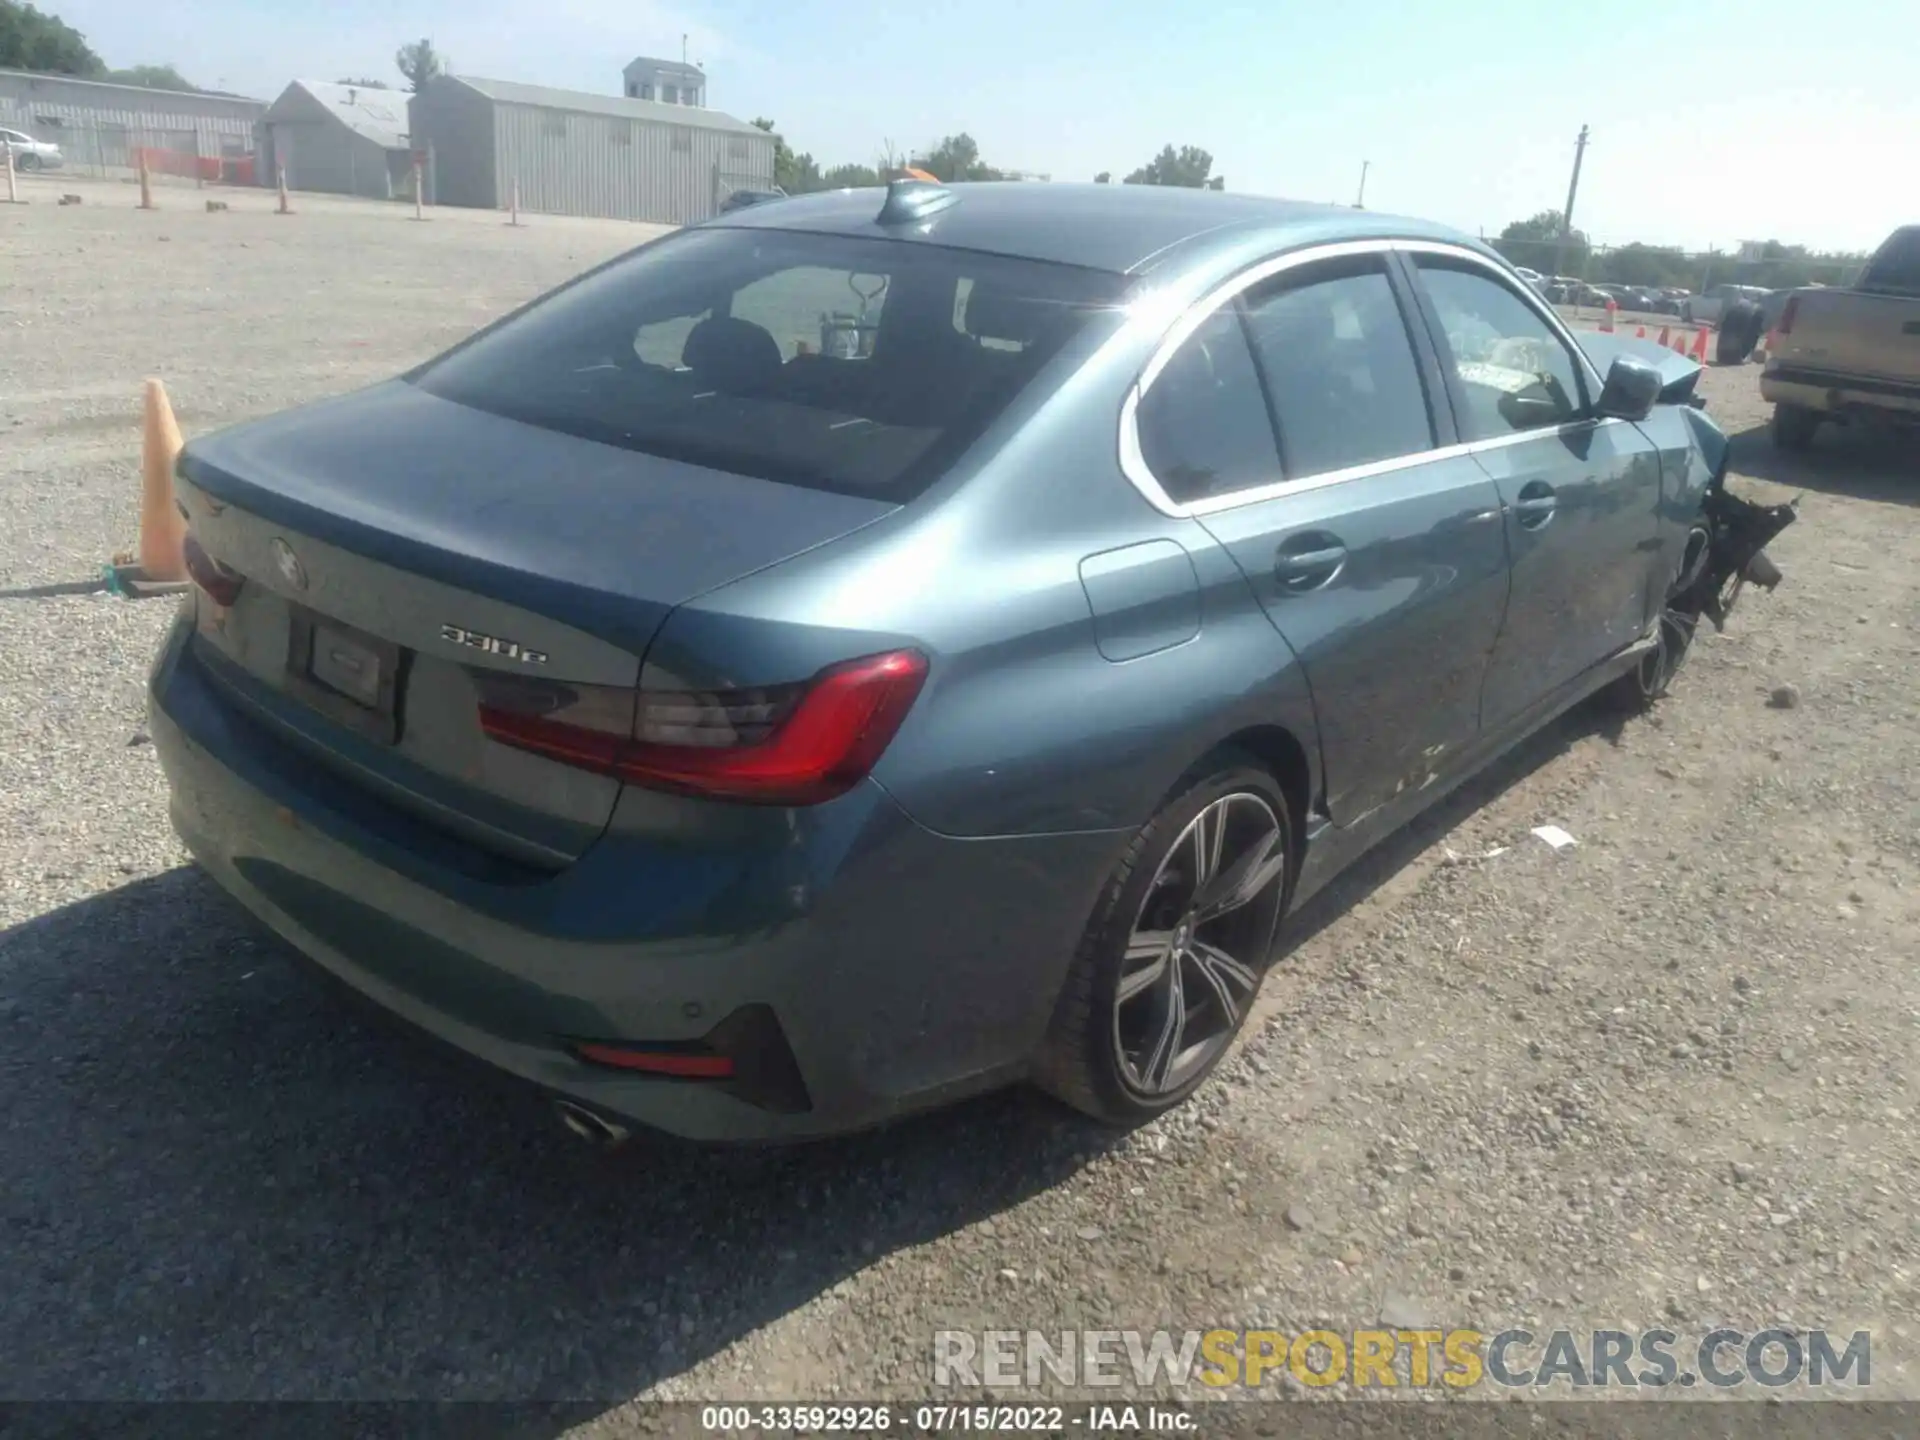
[1279,698,1624,953]
[0,866,1116,1413]
[1725,420,1918,505]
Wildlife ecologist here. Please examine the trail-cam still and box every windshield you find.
[410,226,1130,501]
[1860,227,1920,296]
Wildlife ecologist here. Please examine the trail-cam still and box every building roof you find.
[708,181,1483,277]
[623,56,706,81]
[265,80,409,148]
[0,66,265,114]
[444,74,761,136]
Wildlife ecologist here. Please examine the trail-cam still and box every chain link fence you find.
[0,114,261,189]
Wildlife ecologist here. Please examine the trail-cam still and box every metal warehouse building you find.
[261,81,414,199]
[408,74,775,225]
[0,68,264,179]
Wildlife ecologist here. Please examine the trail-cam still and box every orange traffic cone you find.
[1601,300,1617,333]
[1635,324,1647,339]
[1692,326,1709,362]
[1656,325,1671,347]
[105,380,189,596]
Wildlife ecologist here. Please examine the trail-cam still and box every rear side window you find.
[1135,308,1282,505]
[1413,259,1587,440]
[1239,259,1434,477]
[412,228,1129,501]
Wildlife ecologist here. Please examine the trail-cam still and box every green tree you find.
[1492,209,1590,275]
[821,162,882,189]
[0,0,103,75]
[336,76,391,89]
[1093,170,1111,183]
[1123,144,1220,188]
[751,118,821,193]
[1591,241,1690,289]
[395,37,447,91]
[915,133,1002,182]
[106,63,195,90]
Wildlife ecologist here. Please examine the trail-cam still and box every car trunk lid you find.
[176,380,896,867]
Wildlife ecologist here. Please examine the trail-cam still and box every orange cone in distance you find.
[138,378,187,582]
[1692,326,1709,362]
[1636,324,1647,339]
[1656,325,1671,347]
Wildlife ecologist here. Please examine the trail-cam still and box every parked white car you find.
[0,127,64,172]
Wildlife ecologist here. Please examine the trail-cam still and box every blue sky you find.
[52,0,1917,253]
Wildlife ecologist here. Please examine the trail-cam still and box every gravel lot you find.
[3,175,1918,1420]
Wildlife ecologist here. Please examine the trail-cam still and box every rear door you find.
[1403,249,1664,732]
[1132,248,1511,825]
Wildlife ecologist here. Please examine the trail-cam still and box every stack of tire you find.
[1716,299,1768,366]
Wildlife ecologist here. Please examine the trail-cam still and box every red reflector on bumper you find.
[573,1042,736,1079]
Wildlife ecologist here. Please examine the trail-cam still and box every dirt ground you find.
[2,175,1917,1419]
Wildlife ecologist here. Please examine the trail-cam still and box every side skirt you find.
[1290,634,1658,912]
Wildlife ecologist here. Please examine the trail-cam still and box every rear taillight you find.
[182,532,244,606]
[1777,296,1799,336]
[476,648,928,806]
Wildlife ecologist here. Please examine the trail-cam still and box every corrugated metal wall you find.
[266,121,396,198]
[491,103,773,225]
[409,82,494,209]
[0,71,262,155]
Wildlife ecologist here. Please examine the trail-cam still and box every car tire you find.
[17,153,42,172]
[1717,301,1763,365]
[1033,755,1293,1127]
[1773,402,1821,452]
[1604,608,1695,715]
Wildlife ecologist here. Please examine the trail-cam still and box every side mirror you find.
[1596,354,1662,422]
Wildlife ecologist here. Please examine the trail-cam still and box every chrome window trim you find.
[1117,237,1614,519]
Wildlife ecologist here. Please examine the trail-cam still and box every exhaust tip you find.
[555,1099,631,1149]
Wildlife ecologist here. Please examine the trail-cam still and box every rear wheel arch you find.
[1207,724,1315,869]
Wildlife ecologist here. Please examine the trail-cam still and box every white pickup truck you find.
[1761,225,1920,450]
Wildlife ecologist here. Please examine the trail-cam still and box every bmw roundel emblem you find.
[271,537,307,590]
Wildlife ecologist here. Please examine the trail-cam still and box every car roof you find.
[703,181,1485,276]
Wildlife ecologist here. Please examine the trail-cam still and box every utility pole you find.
[1355,160,1369,209]
[1549,124,1589,283]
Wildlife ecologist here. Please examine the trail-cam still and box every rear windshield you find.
[1861,227,1920,296]
[410,226,1130,500]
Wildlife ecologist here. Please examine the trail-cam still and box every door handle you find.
[1275,532,1347,591]
[1513,480,1557,530]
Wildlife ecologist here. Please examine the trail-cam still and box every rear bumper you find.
[147,612,1127,1141]
[1761,366,1920,421]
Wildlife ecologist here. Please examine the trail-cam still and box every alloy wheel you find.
[1112,793,1287,1097]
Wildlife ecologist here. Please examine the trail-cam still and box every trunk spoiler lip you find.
[176,446,672,660]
